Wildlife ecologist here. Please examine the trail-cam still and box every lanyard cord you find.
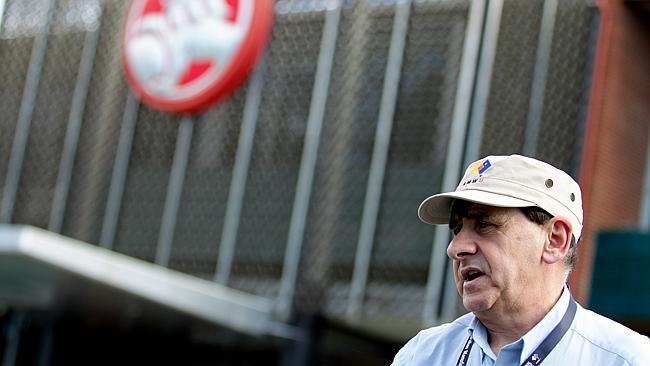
[456,297,577,366]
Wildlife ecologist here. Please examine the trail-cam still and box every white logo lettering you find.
[125,0,244,95]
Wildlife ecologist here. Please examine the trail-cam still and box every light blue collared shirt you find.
[392,288,650,366]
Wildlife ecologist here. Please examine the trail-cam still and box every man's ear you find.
[541,218,572,265]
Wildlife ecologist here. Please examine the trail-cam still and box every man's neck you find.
[476,285,565,355]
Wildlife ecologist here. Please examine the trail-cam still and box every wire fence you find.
[0,0,597,334]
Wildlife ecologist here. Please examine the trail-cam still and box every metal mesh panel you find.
[480,0,596,175]
[296,1,394,315]
[50,0,103,34]
[62,0,131,243]
[0,0,600,330]
[167,88,247,278]
[10,0,97,227]
[0,36,33,205]
[366,1,469,319]
[0,0,42,217]
[228,9,325,298]
[111,107,178,262]
[480,0,545,156]
[12,32,84,227]
[1,0,50,38]
[537,0,597,174]
[294,1,471,320]
[0,0,110,234]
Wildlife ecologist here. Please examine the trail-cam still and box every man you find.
[392,155,650,365]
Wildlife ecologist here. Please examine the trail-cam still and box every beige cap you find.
[418,155,583,239]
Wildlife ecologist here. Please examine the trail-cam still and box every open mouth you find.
[462,269,485,282]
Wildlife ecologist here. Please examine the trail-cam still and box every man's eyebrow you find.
[464,209,506,222]
[465,209,489,220]
[449,209,487,227]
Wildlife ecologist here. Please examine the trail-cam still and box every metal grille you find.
[12,32,84,227]
[480,0,545,156]
[366,0,470,319]
[167,90,247,279]
[0,37,32,204]
[62,0,130,243]
[228,8,325,298]
[1,0,50,38]
[480,0,597,175]
[111,107,179,262]
[0,0,598,335]
[298,0,394,316]
[537,0,597,173]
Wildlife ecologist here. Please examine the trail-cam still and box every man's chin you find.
[462,294,494,313]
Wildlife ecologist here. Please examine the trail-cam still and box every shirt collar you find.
[468,313,498,360]
[466,286,571,363]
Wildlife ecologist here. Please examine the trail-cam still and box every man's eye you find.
[476,221,493,231]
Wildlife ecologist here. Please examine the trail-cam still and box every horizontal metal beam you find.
[0,224,299,339]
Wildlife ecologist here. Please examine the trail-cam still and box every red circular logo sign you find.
[122,0,274,114]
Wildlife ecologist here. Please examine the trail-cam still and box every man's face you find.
[446,202,548,315]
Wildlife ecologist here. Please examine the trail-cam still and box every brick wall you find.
[571,0,650,304]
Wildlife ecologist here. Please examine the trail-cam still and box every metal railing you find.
[0,0,597,337]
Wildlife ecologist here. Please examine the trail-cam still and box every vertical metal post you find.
[523,0,559,157]
[99,92,140,249]
[2,312,25,366]
[275,1,342,321]
[462,0,504,164]
[49,0,104,233]
[0,0,57,223]
[155,117,193,267]
[346,0,412,319]
[36,322,53,366]
[0,0,7,32]
[422,0,493,324]
[215,59,266,285]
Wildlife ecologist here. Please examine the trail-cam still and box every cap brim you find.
[418,189,537,225]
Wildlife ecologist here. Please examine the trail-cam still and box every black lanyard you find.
[456,297,577,366]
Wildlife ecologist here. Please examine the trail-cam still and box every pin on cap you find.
[418,155,583,239]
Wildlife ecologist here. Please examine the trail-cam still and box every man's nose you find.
[447,226,478,260]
